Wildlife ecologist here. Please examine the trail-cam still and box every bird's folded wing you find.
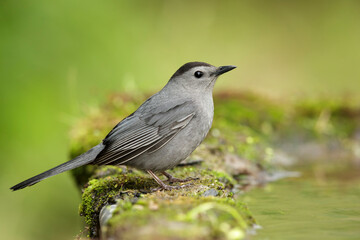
[93,100,195,165]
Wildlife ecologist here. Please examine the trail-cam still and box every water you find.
[243,163,360,240]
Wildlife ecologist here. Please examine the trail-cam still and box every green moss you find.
[103,197,255,240]
[78,167,158,237]
[78,164,249,237]
[293,98,360,138]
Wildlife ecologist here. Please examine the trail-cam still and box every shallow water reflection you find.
[243,163,360,240]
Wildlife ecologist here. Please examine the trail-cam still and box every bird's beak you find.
[215,65,237,76]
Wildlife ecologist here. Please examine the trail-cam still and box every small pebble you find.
[202,188,219,197]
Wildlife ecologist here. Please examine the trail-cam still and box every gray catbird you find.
[11,62,236,191]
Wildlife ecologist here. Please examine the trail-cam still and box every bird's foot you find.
[147,170,195,192]
[151,183,193,192]
[162,171,199,184]
[168,176,199,184]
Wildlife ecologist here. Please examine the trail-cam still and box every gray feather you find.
[94,100,195,166]
[10,143,105,191]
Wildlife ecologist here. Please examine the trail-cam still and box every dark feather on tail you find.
[10,143,105,191]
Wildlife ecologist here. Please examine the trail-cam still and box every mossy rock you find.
[71,92,360,239]
[78,165,256,239]
[103,196,254,240]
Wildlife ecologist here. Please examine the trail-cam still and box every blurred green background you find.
[1,1,360,239]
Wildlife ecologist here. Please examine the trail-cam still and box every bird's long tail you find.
[10,143,105,191]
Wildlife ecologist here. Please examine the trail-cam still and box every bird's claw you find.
[151,183,193,192]
[167,177,199,184]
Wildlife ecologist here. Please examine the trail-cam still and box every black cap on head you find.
[171,62,213,79]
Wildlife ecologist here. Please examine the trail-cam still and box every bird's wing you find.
[93,100,195,165]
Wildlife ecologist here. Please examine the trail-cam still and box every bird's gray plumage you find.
[95,92,198,170]
[10,144,105,190]
[10,61,236,191]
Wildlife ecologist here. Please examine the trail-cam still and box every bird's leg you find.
[147,170,192,191]
[162,171,199,183]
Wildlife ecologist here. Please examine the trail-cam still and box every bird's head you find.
[168,62,236,92]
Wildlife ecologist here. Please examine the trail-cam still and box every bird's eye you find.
[194,71,204,78]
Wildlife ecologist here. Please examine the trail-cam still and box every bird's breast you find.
[192,95,214,142]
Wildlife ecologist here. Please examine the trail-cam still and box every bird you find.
[10,62,236,191]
